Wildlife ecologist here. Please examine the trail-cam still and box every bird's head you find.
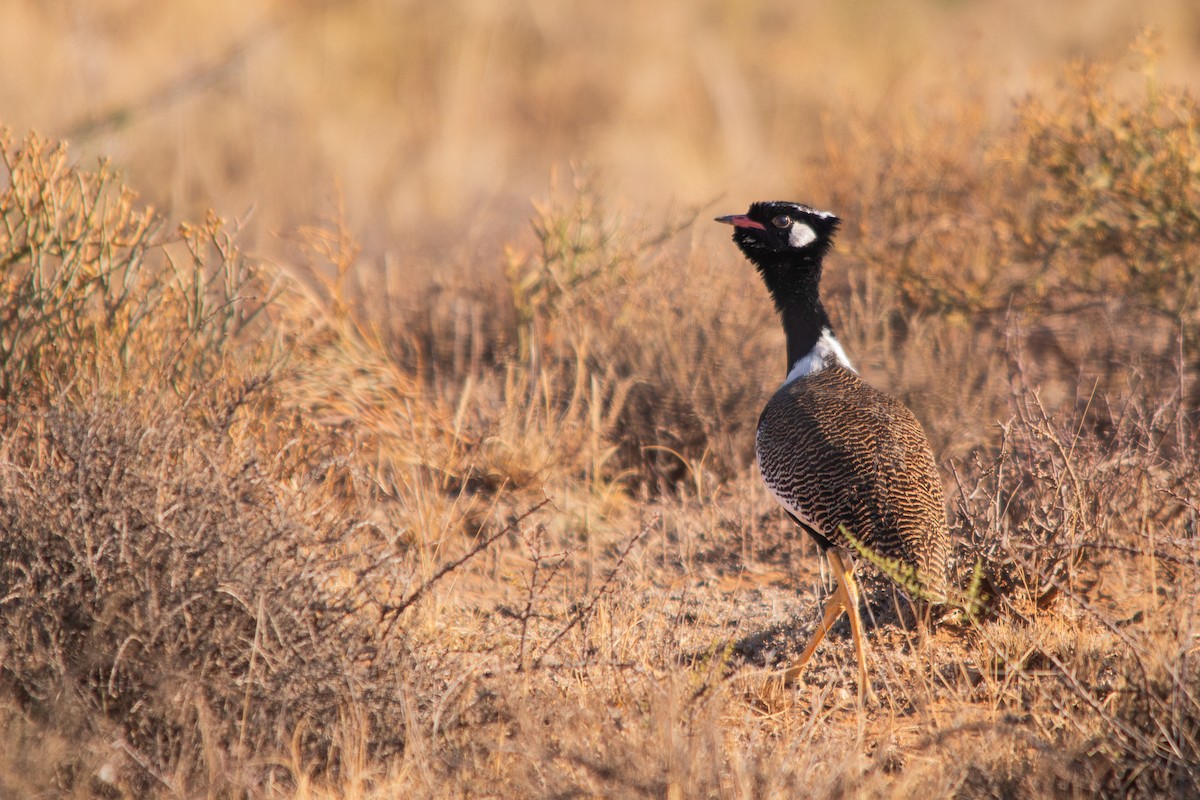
[715,201,840,308]
[715,201,840,262]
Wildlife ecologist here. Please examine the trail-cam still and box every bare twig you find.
[379,498,552,630]
[515,524,574,672]
[532,515,655,670]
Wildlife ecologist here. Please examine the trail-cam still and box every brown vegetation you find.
[0,12,1199,800]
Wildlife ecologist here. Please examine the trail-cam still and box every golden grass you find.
[1,5,1199,798]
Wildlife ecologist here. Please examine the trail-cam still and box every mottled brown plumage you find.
[756,363,948,597]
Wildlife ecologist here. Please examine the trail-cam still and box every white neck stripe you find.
[784,328,854,383]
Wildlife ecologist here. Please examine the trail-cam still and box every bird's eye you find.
[772,215,792,228]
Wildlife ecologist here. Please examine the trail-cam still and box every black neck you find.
[782,301,832,371]
[754,253,833,374]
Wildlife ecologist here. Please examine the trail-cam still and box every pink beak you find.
[714,214,766,230]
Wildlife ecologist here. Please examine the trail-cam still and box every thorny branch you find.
[379,498,552,633]
[532,514,655,670]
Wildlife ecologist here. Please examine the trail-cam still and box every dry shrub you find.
[1007,61,1200,324]
[943,339,1200,796]
[0,131,279,410]
[0,128,615,797]
[777,49,1199,480]
[0,130,421,795]
[954,345,1194,613]
[0,131,159,408]
[371,169,780,504]
[840,46,1200,325]
[502,171,777,490]
[0,394,410,794]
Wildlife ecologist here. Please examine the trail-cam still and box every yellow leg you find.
[780,549,875,703]
[829,549,875,703]
[781,577,848,686]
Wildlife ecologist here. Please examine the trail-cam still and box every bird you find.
[715,200,949,700]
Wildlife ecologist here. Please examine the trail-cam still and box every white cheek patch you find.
[787,223,817,248]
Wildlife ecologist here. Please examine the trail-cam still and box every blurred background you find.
[3,0,1198,267]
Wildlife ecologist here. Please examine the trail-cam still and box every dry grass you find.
[1,6,1199,799]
